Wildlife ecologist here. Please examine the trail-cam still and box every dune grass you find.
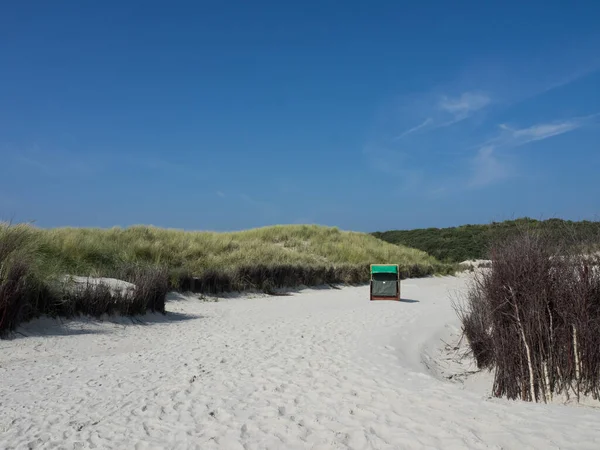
[1,222,453,336]
[34,224,445,276]
[0,223,172,336]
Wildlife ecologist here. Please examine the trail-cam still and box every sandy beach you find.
[2,274,600,449]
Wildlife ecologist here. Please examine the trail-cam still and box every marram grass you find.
[0,223,453,335]
[35,224,446,276]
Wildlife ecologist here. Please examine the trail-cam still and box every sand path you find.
[1,275,600,449]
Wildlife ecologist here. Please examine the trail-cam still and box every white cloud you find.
[468,146,511,188]
[439,92,491,118]
[492,114,598,148]
[216,191,226,198]
[394,118,433,140]
[511,121,583,143]
[466,114,597,189]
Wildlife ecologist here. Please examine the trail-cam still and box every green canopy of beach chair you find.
[370,264,398,274]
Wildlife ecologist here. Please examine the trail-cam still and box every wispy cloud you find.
[363,41,599,198]
[399,91,492,136]
[468,146,512,188]
[394,118,432,140]
[437,91,491,125]
[533,67,600,99]
[390,91,493,142]
[363,90,493,195]
[216,191,226,198]
[466,114,598,189]
[439,92,491,115]
[504,116,596,145]
[512,122,581,142]
[488,113,599,149]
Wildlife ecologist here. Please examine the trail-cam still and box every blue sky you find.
[1,1,599,231]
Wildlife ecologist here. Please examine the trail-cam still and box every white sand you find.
[2,275,600,449]
[60,276,137,297]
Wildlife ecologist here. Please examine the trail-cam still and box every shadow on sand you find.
[8,309,202,339]
[135,311,203,324]
[399,298,420,303]
[371,298,420,303]
[11,328,111,338]
[267,283,360,296]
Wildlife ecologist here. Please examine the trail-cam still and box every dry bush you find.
[456,226,600,402]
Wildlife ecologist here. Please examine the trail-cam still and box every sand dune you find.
[2,275,600,449]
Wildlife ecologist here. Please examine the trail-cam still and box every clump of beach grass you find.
[1,222,452,335]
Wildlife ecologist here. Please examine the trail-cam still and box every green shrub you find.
[373,218,600,263]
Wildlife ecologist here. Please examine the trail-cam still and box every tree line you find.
[373,218,600,263]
